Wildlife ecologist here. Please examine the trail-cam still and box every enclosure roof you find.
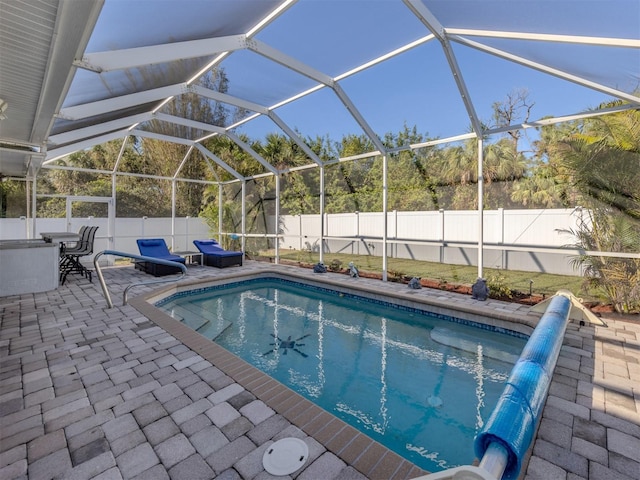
[1,0,639,179]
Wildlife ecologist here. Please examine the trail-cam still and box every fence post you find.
[439,209,445,264]
[141,216,147,239]
[499,207,505,269]
[299,214,303,251]
[185,216,190,250]
[355,211,359,255]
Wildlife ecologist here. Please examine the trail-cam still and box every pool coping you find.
[142,268,542,335]
[129,267,545,478]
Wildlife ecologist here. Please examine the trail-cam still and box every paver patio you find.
[1,261,638,480]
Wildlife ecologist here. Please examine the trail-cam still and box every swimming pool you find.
[155,276,527,473]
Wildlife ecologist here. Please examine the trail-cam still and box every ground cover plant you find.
[268,249,598,303]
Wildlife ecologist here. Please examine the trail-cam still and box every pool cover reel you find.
[474,294,572,479]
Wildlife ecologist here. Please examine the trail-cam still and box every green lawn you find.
[266,249,601,302]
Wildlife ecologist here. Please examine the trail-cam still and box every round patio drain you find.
[262,437,309,476]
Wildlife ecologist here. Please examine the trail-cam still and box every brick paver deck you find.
[1,261,638,480]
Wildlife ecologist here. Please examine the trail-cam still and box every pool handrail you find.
[93,250,187,308]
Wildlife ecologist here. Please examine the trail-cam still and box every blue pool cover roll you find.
[518,299,568,373]
[474,385,536,477]
[505,360,551,419]
[475,295,571,480]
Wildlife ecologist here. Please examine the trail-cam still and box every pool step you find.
[197,319,233,341]
[166,304,210,331]
[430,327,520,364]
[179,299,233,339]
[165,303,231,340]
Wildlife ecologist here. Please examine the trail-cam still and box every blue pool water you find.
[156,278,527,472]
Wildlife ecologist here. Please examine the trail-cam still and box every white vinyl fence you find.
[1,209,588,275]
[277,208,587,276]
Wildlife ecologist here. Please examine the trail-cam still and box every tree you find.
[439,134,528,210]
[559,103,640,312]
[0,178,27,217]
[137,66,235,216]
[491,88,534,154]
[562,103,640,219]
[512,120,584,209]
[565,209,640,313]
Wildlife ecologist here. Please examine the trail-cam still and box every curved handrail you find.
[93,250,187,308]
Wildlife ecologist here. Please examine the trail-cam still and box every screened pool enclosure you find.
[1,0,639,287]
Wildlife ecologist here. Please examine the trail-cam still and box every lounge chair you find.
[193,239,243,268]
[136,238,186,276]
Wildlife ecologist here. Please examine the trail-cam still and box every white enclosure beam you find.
[447,29,640,48]
[275,175,281,261]
[406,133,478,152]
[319,165,325,264]
[247,39,334,86]
[58,84,189,120]
[45,129,132,162]
[246,0,298,37]
[382,154,388,281]
[218,184,223,239]
[332,83,387,153]
[48,113,152,145]
[43,164,215,184]
[189,85,270,114]
[30,178,36,239]
[112,136,129,173]
[225,131,279,175]
[477,137,484,279]
[404,0,446,39]
[452,35,640,106]
[173,146,194,179]
[336,34,436,81]
[485,103,640,137]
[268,111,324,165]
[404,0,483,134]
[198,152,222,182]
[154,112,227,135]
[241,181,247,255]
[130,129,194,146]
[243,37,390,155]
[171,180,176,250]
[76,35,247,72]
[194,144,243,180]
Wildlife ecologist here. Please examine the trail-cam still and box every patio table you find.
[41,232,82,265]
[41,232,81,243]
[173,250,203,266]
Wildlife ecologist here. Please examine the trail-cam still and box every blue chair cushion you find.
[193,239,243,268]
[193,239,231,255]
[137,238,185,263]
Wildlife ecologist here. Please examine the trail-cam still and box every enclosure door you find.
[65,196,114,252]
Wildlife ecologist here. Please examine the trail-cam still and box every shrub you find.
[328,259,343,271]
[486,272,513,299]
[564,209,640,313]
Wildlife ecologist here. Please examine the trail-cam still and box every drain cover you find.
[262,437,309,476]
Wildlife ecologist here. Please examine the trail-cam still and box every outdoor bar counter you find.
[0,239,59,296]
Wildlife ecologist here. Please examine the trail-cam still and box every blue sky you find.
[229,0,634,146]
[86,0,638,149]
[241,50,615,144]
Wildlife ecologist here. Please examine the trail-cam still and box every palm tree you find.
[565,209,640,313]
[560,104,640,312]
